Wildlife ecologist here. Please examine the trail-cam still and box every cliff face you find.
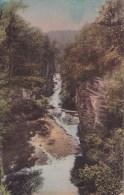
[76,77,108,138]
[75,74,123,168]
[75,77,123,164]
[73,76,123,194]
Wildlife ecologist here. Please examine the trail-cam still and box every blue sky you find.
[4,0,106,32]
[0,0,10,4]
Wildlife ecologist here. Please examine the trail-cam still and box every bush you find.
[103,70,123,124]
[0,184,10,195]
[73,162,122,195]
[34,97,48,110]
[0,88,15,142]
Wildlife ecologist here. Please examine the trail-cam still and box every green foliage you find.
[60,0,123,108]
[0,1,56,88]
[34,97,48,110]
[0,184,10,195]
[68,1,123,194]
[0,2,57,195]
[72,127,123,194]
[60,87,76,110]
[0,158,9,194]
[0,73,8,87]
[0,88,15,143]
[60,88,71,105]
[74,162,122,195]
[0,2,56,192]
[0,0,56,143]
[104,71,123,119]
[86,134,102,147]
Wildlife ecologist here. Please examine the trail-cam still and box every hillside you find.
[60,0,123,194]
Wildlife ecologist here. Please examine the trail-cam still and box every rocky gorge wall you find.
[76,78,108,134]
[76,78,108,158]
[72,75,123,194]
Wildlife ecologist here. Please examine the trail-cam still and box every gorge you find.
[0,0,123,194]
[3,73,82,195]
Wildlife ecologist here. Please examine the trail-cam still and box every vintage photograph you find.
[0,0,123,194]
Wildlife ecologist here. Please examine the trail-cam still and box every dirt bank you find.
[31,116,79,159]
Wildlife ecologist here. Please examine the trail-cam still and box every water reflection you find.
[5,169,43,195]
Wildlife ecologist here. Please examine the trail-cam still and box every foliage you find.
[66,0,124,194]
[0,88,15,142]
[0,1,56,193]
[0,1,56,89]
[0,160,9,195]
[0,0,56,143]
[60,88,76,110]
[34,97,48,110]
[73,162,122,195]
[5,170,42,195]
[103,69,123,119]
[72,127,123,194]
[60,0,123,108]
[0,184,10,195]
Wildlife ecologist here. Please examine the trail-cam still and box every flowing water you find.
[5,73,81,195]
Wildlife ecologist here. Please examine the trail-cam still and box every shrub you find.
[73,162,122,195]
[0,184,10,195]
[103,70,123,122]
[34,97,48,110]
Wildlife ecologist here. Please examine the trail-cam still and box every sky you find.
[0,0,10,4]
[1,0,106,32]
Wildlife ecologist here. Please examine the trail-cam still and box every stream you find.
[5,73,81,195]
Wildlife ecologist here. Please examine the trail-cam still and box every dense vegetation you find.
[0,0,123,194]
[60,0,123,194]
[60,0,123,110]
[0,1,56,193]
